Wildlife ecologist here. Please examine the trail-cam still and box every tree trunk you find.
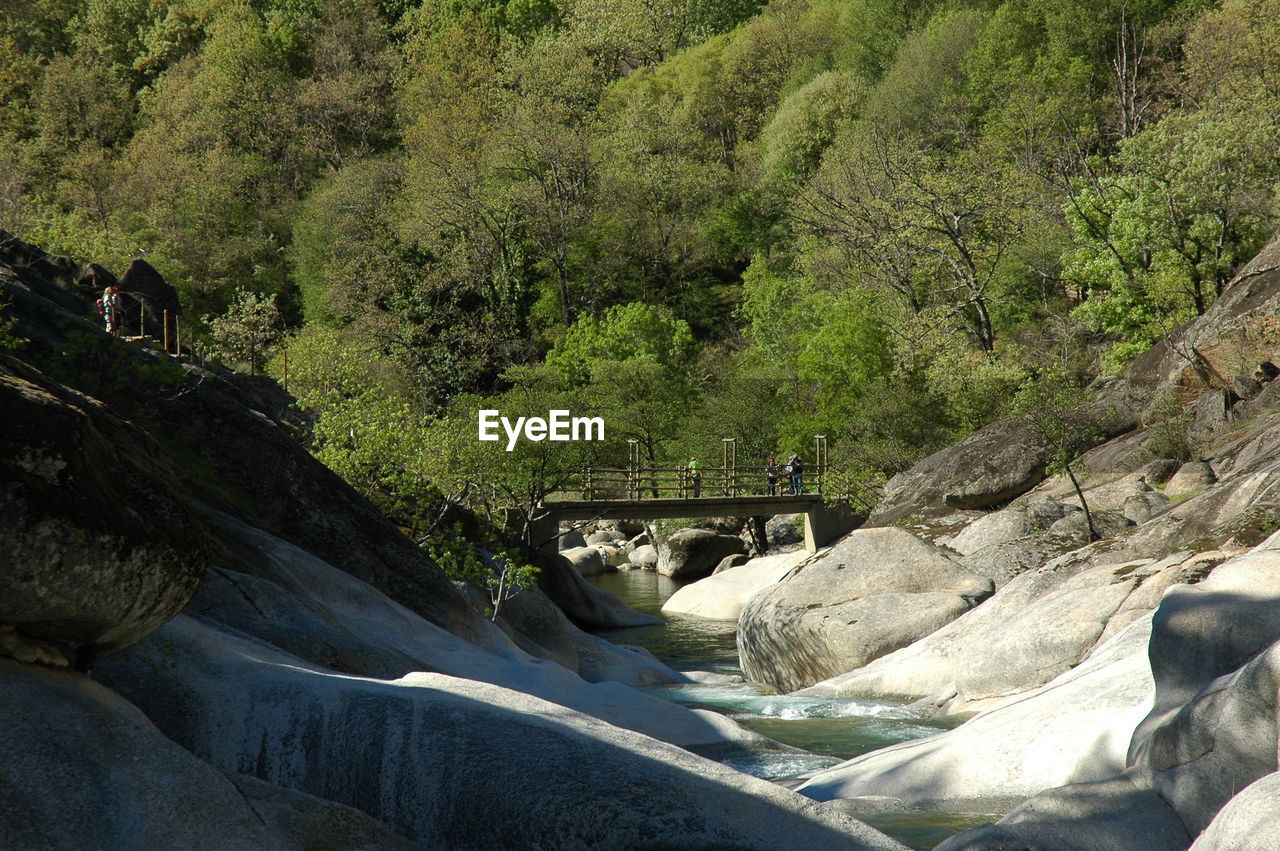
[1065,462,1099,542]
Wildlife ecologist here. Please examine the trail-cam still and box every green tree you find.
[204,289,283,375]
[1009,366,1105,541]
[544,301,698,470]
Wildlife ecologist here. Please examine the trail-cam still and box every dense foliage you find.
[5,0,1279,524]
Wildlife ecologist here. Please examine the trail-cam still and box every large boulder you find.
[628,543,659,568]
[535,546,659,628]
[1127,551,1280,835]
[117,257,181,339]
[956,529,1088,587]
[869,419,1053,525]
[765,513,805,548]
[196,512,684,700]
[935,775,1190,851]
[1129,551,1280,761]
[922,549,1280,845]
[1190,772,1280,849]
[0,356,206,665]
[557,527,587,550]
[797,615,1156,813]
[738,528,993,693]
[95,617,904,850]
[0,659,407,849]
[663,550,812,621]
[657,528,748,580]
[1164,460,1216,497]
[799,549,1214,709]
[946,507,1031,555]
[562,545,607,576]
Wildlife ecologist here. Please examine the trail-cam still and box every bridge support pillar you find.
[803,502,860,553]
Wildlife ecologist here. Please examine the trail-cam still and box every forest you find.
[3,0,1279,542]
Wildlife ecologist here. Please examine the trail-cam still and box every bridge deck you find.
[541,494,822,521]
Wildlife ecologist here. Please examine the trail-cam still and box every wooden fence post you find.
[163,309,170,352]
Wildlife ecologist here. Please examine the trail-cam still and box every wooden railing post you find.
[163,309,170,352]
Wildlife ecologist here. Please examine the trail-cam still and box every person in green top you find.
[688,457,702,497]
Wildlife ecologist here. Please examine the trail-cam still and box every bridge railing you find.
[579,464,823,501]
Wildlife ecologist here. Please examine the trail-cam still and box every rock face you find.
[713,553,751,573]
[1165,460,1216,496]
[117,257,180,339]
[557,527,587,550]
[765,513,805,548]
[0,659,407,850]
[561,545,607,576]
[535,546,659,628]
[797,615,1156,813]
[629,543,659,567]
[657,528,748,580]
[905,547,1280,845]
[198,511,683,697]
[94,617,903,851]
[934,776,1190,851]
[1191,773,1280,849]
[738,528,993,693]
[0,356,206,664]
[801,549,1214,710]
[869,419,1053,525]
[663,550,812,621]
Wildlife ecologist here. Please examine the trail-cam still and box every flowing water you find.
[590,569,1000,849]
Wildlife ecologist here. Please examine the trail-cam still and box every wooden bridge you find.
[528,437,859,554]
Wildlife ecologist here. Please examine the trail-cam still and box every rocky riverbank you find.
[688,232,1280,844]
[0,235,905,849]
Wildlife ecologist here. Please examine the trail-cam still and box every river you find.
[589,569,998,849]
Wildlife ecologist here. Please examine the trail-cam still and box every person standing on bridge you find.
[788,454,804,495]
[765,457,779,496]
[688,457,702,498]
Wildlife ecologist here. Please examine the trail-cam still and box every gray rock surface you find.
[657,528,748,580]
[738,528,992,693]
[558,527,588,550]
[765,513,805,548]
[936,775,1189,851]
[0,357,206,664]
[194,512,687,702]
[869,419,1053,525]
[957,530,1087,587]
[797,615,1155,812]
[535,546,659,628]
[96,617,905,850]
[561,545,607,576]
[800,551,1209,710]
[1190,772,1280,849]
[0,659,406,850]
[1127,552,1280,835]
[947,508,1031,556]
[1129,552,1280,763]
[713,553,751,573]
[663,550,812,621]
[1165,461,1216,497]
[629,543,659,568]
